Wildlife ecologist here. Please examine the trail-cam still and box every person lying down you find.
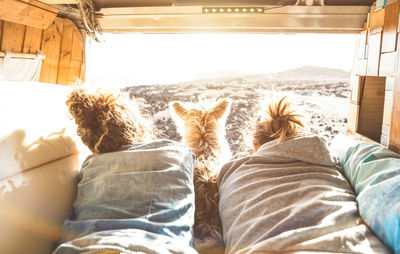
[53,88,197,254]
[218,96,390,253]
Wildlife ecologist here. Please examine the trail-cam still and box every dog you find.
[65,88,154,154]
[169,98,232,252]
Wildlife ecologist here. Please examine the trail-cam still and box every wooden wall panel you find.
[39,18,64,84]
[58,19,74,85]
[68,28,83,85]
[0,21,3,44]
[354,59,367,75]
[350,75,365,103]
[389,51,400,153]
[1,21,26,52]
[348,102,360,132]
[383,90,394,125]
[367,8,385,30]
[0,0,57,29]
[381,1,399,53]
[379,51,397,76]
[358,76,386,141]
[0,17,83,85]
[389,78,400,153]
[23,26,42,54]
[367,29,383,76]
[357,30,368,59]
[57,19,83,85]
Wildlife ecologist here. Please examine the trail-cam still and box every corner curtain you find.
[0,52,44,82]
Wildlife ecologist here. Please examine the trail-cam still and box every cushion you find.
[0,81,88,179]
[330,135,400,253]
[0,81,89,254]
[0,155,80,254]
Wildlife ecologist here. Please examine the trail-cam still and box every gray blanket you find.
[218,135,389,253]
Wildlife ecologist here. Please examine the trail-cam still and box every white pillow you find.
[0,81,89,254]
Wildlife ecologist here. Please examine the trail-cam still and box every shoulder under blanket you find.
[53,139,197,254]
[218,135,389,254]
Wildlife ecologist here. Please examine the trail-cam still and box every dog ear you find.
[210,98,232,120]
[169,101,187,119]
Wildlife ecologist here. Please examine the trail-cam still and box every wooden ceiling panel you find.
[98,5,369,33]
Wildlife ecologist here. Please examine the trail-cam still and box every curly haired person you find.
[54,88,197,254]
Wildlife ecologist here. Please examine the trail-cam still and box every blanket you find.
[218,134,389,254]
[53,139,197,254]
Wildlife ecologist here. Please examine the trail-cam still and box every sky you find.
[86,33,357,86]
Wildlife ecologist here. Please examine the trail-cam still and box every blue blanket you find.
[53,139,197,254]
[330,135,400,253]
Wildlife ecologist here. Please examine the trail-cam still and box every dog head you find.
[169,98,231,155]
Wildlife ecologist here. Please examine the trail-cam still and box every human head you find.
[252,96,304,151]
[66,88,155,154]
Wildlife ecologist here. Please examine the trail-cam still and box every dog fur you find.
[169,98,232,252]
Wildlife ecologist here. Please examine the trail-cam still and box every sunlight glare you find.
[86,33,357,87]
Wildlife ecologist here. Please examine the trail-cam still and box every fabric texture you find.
[330,135,400,254]
[0,52,44,81]
[0,81,86,254]
[218,134,389,254]
[53,139,197,254]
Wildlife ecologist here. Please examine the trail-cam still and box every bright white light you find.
[86,33,357,86]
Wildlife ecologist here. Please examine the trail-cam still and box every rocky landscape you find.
[124,66,351,154]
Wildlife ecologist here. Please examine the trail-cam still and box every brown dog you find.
[169,98,232,252]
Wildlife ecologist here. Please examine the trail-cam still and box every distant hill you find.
[269,66,351,80]
[188,66,351,84]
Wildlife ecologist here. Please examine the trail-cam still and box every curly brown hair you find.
[66,88,155,154]
[253,96,304,146]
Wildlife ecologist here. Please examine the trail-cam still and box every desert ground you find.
[124,67,351,155]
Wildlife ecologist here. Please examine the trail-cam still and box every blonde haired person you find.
[218,96,389,254]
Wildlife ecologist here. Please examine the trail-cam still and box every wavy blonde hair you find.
[253,96,304,146]
[66,88,155,154]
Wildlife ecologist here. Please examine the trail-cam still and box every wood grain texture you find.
[19,0,59,13]
[358,76,386,141]
[1,21,26,52]
[36,0,79,4]
[381,1,399,52]
[0,0,57,29]
[0,20,3,48]
[23,26,43,54]
[383,90,394,125]
[57,19,82,85]
[39,18,63,84]
[389,61,400,153]
[369,8,385,30]
[67,28,82,85]
[350,75,364,104]
[347,102,360,132]
[57,19,74,85]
